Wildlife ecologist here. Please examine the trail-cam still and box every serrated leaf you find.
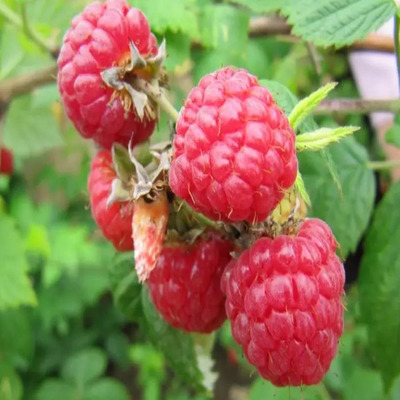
[259,79,318,133]
[109,253,143,322]
[127,0,200,40]
[0,213,36,308]
[359,181,400,389]
[61,348,107,387]
[3,90,63,157]
[0,366,23,400]
[299,138,375,256]
[289,82,337,130]
[141,287,205,391]
[283,0,397,47]
[296,126,359,151]
[85,379,130,400]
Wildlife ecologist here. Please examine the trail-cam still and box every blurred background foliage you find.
[1,0,400,399]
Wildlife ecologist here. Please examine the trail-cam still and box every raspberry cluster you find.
[0,148,13,175]
[59,0,346,389]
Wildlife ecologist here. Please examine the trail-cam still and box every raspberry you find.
[88,149,134,251]
[222,218,344,386]
[58,0,157,149]
[169,67,297,223]
[0,148,13,175]
[147,232,233,333]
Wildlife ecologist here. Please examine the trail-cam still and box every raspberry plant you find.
[1,0,400,399]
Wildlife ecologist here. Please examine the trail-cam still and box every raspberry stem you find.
[135,80,179,122]
[366,159,400,170]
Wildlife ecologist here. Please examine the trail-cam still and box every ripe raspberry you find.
[88,149,134,251]
[57,0,157,149]
[147,232,233,333]
[170,67,297,223]
[0,148,13,175]
[222,218,344,386]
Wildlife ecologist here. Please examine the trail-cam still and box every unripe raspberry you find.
[147,232,233,333]
[0,148,13,175]
[222,218,344,386]
[58,0,157,149]
[88,150,134,251]
[170,67,297,223]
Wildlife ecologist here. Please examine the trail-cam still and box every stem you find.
[21,4,57,55]
[315,98,400,115]
[136,80,179,122]
[366,159,400,170]
[0,64,57,103]
[0,2,21,26]
[0,2,56,56]
[395,12,400,93]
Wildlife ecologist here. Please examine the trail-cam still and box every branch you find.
[248,16,395,53]
[0,64,57,103]
[314,98,400,115]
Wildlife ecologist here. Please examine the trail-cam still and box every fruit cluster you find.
[58,0,345,388]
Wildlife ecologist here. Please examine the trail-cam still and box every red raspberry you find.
[170,67,297,223]
[57,0,157,149]
[0,148,13,175]
[147,233,233,333]
[88,149,134,251]
[222,218,344,386]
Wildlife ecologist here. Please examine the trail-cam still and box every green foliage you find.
[260,79,318,133]
[0,365,23,400]
[386,116,400,148]
[289,82,337,131]
[141,288,205,392]
[36,348,129,400]
[0,213,36,308]
[283,0,397,47]
[3,90,63,157]
[299,138,375,256]
[227,0,284,13]
[359,181,400,390]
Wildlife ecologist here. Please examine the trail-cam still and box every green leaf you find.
[163,31,191,73]
[249,378,329,399]
[61,348,107,387]
[343,367,384,400]
[227,0,285,13]
[283,0,397,47]
[359,181,400,389]
[385,116,400,148]
[109,253,143,322]
[289,82,337,130]
[127,0,200,39]
[294,172,311,206]
[3,90,63,157]
[85,379,130,400]
[192,5,249,83]
[296,126,359,151]
[299,138,375,256]
[259,79,318,133]
[141,287,204,391]
[0,213,36,308]
[0,309,33,369]
[0,366,23,400]
[35,380,75,400]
